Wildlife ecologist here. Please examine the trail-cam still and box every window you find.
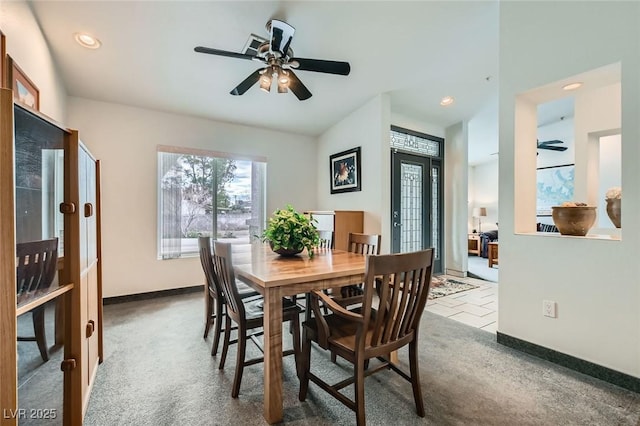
[157,146,266,259]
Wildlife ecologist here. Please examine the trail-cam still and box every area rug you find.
[429,276,479,299]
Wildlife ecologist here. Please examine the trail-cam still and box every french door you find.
[391,151,443,273]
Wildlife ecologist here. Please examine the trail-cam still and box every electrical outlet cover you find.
[543,300,557,318]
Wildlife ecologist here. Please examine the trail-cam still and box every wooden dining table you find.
[233,243,366,424]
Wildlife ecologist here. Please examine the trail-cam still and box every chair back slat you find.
[347,233,381,255]
[389,270,413,340]
[362,249,434,349]
[400,268,425,337]
[16,238,59,306]
[198,237,222,300]
[212,241,246,321]
[317,230,334,249]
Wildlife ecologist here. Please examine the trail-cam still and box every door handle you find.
[59,202,76,214]
[86,320,95,338]
[393,222,402,227]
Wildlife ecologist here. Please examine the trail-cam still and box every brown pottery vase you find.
[551,206,596,236]
[606,198,621,228]
[269,241,303,256]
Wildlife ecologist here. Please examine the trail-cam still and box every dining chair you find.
[212,241,302,398]
[335,232,381,304]
[299,248,435,426]
[198,237,258,357]
[16,238,59,362]
[317,230,334,249]
[325,233,381,363]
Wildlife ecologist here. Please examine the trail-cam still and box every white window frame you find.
[157,145,266,259]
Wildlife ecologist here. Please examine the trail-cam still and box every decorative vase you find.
[551,206,597,236]
[269,241,303,257]
[606,198,621,228]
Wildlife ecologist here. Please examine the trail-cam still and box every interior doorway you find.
[389,126,443,273]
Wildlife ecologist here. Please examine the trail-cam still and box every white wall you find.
[468,95,498,166]
[444,121,468,276]
[317,94,391,252]
[390,112,445,139]
[67,97,317,297]
[1,0,67,122]
[499,1,640,377]
[469,159,498,233]
[597,134,621,228]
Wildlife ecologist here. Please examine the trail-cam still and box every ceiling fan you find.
[537,139,567,152]
[194,19,351,101]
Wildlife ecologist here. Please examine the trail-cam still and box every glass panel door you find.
[391,151,442,273]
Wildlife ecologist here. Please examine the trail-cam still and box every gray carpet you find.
[16,292,640,425]
[467,255,498,283]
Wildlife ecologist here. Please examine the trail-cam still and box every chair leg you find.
[331,352,337,363]
[304,293,311,322]
[290,313,301,378]
[219,316,232,369]
[203,293,213,339]
[354,355,366,426]
[409,340,425,417]
[298,329,312,401]
[231,324,247,398]
[211,299,224,356]
[32,306,49,362]
[288,295,299,334]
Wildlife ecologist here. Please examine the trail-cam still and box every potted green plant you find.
[261,205,320,257]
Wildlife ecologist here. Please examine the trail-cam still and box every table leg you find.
[263,287,283,424]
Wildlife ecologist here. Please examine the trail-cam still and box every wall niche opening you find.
[514,62,621,240]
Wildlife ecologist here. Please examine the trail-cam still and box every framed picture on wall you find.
[536,163,575,216]
[6,55,39,110]
[329,146,361,194]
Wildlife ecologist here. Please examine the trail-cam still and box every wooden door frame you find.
[0,88,18,425]
[1,96,100,426]
[389,126,444,273]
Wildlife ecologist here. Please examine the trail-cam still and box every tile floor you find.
[426,275,498,333]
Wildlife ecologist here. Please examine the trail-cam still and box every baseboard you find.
[445,269,467,278]
[497,332,640,394]
[103,285,204,305]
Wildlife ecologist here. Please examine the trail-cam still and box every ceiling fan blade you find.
[538,139,564,145]
[194,46,257,61]
[291,57,351,75]
[286,70,312,101]
[539,145,568,151]
[269,19,295,56]
[230,69,262,96]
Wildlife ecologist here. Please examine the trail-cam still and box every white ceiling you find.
[30,1,503,161]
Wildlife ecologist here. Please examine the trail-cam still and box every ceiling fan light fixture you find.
[278,70,289,85]
[259,74,272,93]
[194,18,350,100]
[74,32,101,49]
[440,96,455,106]
[277,82,288,94]
[562,82,583,91]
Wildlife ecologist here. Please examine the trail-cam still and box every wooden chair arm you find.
[309,289,364,349]
[313,290,364,322]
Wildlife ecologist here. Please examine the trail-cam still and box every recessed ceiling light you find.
[562,82,583,91]
[74,32,101,49]
[440,96,455,106]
